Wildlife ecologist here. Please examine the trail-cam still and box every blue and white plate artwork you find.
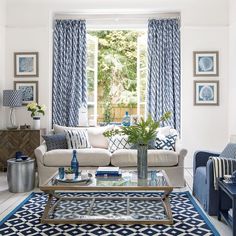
[194,51,218,76]
[198,57,214,72]
[199,85,214,101]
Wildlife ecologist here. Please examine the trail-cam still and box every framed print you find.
[193,51,219,76]
[14,81,38,105]
[14,52,39,77]
[194,80,219,105]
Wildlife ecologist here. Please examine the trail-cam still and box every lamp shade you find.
[3,90,23,107]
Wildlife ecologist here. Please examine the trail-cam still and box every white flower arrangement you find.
[27,102,46,117]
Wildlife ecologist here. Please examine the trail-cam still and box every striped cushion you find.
[65,129,91,149]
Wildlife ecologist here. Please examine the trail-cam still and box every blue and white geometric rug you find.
[0,192,219,236]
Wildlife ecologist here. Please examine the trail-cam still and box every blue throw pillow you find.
[42,133,68,151]
[154,134,177,151]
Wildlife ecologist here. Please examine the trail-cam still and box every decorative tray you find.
[223,179,236,184]
[56,173,92,183]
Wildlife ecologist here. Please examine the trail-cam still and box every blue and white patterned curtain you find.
[147,19,181,132]
[52,20,87,127]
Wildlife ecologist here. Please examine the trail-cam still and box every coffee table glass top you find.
[43,170,171,190]
[40,170,173,224]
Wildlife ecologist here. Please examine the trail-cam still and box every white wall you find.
[229,0,236,138]
[4,0,230,167]
[0,0,6,129]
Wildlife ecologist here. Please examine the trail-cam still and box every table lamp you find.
[3,90,23,129]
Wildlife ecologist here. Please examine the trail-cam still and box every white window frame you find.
[137,34,147,119]
[87,34,98,126]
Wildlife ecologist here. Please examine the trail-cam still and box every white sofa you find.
[35,124,187,187]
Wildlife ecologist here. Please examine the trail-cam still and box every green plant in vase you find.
[65,167,74,180]
[104,112,171,179]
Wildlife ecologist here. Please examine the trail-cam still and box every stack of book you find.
[95,167,121,177]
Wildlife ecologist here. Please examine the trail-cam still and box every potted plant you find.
[65,167,74,180]
[27,102,46,130]
[104,112,171,179]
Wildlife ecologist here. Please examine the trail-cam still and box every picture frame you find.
[14,81,38,105]
[194,80,219,105]
[14,52,39,77]
[193,51,219,76]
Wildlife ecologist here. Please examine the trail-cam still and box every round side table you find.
[7,158,35,193]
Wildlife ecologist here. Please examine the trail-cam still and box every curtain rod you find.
[54,12,180,21]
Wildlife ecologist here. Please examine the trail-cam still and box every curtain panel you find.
[52,20,87,127]
[147,19,181,132]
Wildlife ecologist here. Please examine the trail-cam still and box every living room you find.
[0,0,236,235]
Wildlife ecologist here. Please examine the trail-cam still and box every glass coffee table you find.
[40,170,173,224]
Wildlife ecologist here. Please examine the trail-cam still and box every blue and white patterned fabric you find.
[52,20,87,127]
[147,19,181,133]
[108,135,131,153]
[155,134,177,151]
[3,90,23,107]
[0,192,220,236]
[65,129,90,149]
[219,143,236,159]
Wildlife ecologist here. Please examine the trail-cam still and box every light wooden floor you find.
[0,169,231,235]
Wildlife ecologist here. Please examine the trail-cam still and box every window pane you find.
[140,46,147,69]
[88,104,94,118]
[140,103,145,118]
[87,70,94,102]
[140,69,147,102]
[87,50,95,69]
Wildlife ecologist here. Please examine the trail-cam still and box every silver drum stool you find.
[7,158,35,193]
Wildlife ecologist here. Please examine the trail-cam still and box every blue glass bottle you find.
[122,111,131,127]
[71,150,79,179]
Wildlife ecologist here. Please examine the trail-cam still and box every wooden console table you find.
[0,129,45,171]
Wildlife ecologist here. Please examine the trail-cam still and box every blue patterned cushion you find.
[65,129,91,149]
[219,143,236,159]
[154,134,177,151]
[108,135,131,153]
[42,133,68,151]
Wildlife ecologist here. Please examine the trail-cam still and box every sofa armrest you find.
[34,142,47,164]
[193,151,220,175]
[175,140,187,166]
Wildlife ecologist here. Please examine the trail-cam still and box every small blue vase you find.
[122,111,131,127]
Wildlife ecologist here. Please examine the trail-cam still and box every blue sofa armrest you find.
[206,159,232,215]
[193,151,220,175]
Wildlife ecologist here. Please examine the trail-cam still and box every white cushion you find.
[53,124,87,134]
[111,149,178,167]
[87,125,114,149]
[157,126,171,136]
[43,148,111,167]
[53,124,114,149]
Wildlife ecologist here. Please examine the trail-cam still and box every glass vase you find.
[137,144,148,179]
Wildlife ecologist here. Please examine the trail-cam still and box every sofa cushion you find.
[155,134,177,151]
[111,149,178,167]
[65,129,91,149]
[42,133,68,151]
[54,124,87,134]
[43,148,111,167]
[53,124,113,149]
[108,135,131,153]
[87,125,114,149]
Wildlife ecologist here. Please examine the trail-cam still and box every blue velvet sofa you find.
[193,143,236,216]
